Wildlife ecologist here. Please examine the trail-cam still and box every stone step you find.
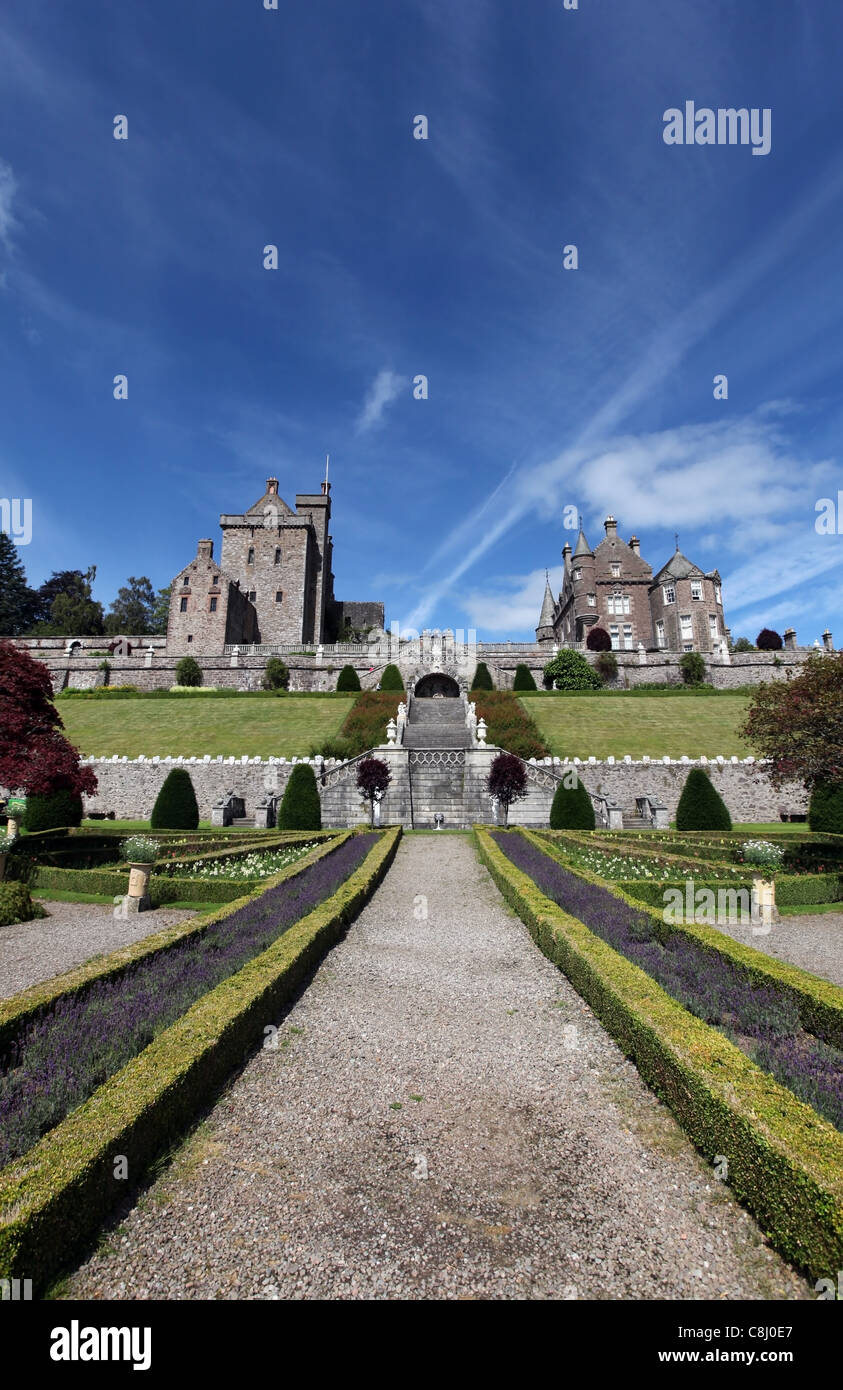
[232,816,257,828]
[408,699,465,725]
[621,816,651,829]
[403,727,471,749]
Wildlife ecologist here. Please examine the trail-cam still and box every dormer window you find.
[690,580,702,601]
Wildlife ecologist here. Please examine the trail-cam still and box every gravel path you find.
[66,836,809,1301]
[0,901,197,1000]
[715,911,843,988]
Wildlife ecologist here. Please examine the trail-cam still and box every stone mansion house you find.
[536,515,728,654]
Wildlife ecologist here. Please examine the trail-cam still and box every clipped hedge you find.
[776,873,843,907]
[0,882,44,928]
[31,865,266,905]
[475,828,843,1278]
[0,826,401,1293]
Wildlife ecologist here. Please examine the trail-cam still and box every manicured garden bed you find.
[475,827,843,1277]
[0,826,400,1292]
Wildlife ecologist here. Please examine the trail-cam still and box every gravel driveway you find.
[65,835,809,1301]
[715,911,843,988]
[0,901,197,1000]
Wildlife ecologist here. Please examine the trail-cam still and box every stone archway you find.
[414,672,461,698]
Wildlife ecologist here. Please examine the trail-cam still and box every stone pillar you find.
[823,630,833,652]
[751,877,777,934]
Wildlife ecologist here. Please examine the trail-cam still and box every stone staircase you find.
[403,697,471,750]
[621,814,650,830]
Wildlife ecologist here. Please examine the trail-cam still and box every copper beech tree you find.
[486,751,528,827]
[739,652,843,791]
[0,641,97,800]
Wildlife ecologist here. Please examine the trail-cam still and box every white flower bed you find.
[173,843,319,880]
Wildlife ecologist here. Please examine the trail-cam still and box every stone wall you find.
[72,751,806,827]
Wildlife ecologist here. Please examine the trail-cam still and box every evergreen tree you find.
[277,763,322,830]
[336,665,361,691]
[543,650,601,691]
[150,769,199,830]
[512,664,537,691]
[23,789,83,832]
[808,781,843,834]
[32,567,104,634]
[549,777,595,829]
[150,585,171,636]
[104,576,157,634]
[675,768,732,831]
[175,656,202,687]
[379,664,404,692]
[471,662,494,690]
[262,657,290,690]
[0,531,39,635]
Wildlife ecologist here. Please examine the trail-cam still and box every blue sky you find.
[1,0,842,643]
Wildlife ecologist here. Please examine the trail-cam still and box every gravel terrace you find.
[0,901,197,999]
[66,836,809,1301]
[715,911,843,988]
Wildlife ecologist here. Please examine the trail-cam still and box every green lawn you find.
[60,695,355,758]
[520,693,753,760]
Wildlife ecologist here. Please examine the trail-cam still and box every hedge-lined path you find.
[65,836,808,1300]
[715,911,843,988]
[0,902,196,1000]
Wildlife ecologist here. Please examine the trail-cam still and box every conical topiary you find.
[277,763,322,830]
[336,665,361,691]
[471,662,494,691]
[808,781,843,834]
[150,768,200,830]
[549,777,595,829]
[379,664,404,692]
[675,768,732,831]
[513,664,537,691]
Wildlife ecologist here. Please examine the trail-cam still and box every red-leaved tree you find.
[0,641,97,798]
[486,751,528,827]
[739,652,843,791]
[356,756,391,827]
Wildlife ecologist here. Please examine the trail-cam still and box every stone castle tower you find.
[166,477,384,654]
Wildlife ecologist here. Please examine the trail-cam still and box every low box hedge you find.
[0,832,355,1063]
[615,877,755,910]
[475,827,843,1278]
[0,826,400,1294]
[30,865,263,905]
[0,883,44,928]
[776,873,843,907]
[528,829,843,1051]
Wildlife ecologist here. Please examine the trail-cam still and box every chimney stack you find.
[629,535,640,556]
[266,478,279,496]
[197,539,214,561]
[604,515,618,538]
[823,629,834,652]
[783,627,797,650]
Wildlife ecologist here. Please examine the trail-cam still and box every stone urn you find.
[127,862,153,909]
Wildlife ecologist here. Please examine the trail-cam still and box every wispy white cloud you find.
[0,157,18,252]
[355,369,405,435]
[462,565,565,635]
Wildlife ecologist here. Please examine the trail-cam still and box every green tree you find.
[23,788,84,832]
[262,657,290,690]
[32,567,104,634]
[336,665,361,691]
[732,636,755,652]
[679,651,706,686]
[150,768,199,830]
[379,664,404,692]
[808,782,843,834]
[596,650,618,684]
[471,662,494,690]
[512,664,537,691]
[740,653,843,792]
[0,531,39,635]
[277,763,322,830]
[549,776,595,829]
[675,769,732,831]
[150,585,171,636]
[104,576,157,634]
[175,656,202,687]
[543,650,601,691]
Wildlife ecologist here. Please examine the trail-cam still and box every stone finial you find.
[477,718,487,745]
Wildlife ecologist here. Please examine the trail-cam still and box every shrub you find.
[596,650,618,684]
[550,777,595,829]
[262,657,289,691]
[336,665,361,692]
[679,651,706,686]
[543,650,601,691]
[0,881,44,927]
[310,736,355,762]
[471,662,494,691]
[150,769,200,830]
[676,769,732,831]
[586,626,612,652]
[23,789,83,833]
[175,656,202,687]
[513,664,537,691]
[470,691,550,759]
[809,782,843,834]
[741,839,785,870]
[379,664,404,692]
[756,628,783,651]
[486,751,528,826]
[733,637,755,652]
[338,692,396,755]
[277,764,322,831]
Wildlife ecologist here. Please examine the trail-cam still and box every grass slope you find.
[520,693,753,760]
[60,695,355,758]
